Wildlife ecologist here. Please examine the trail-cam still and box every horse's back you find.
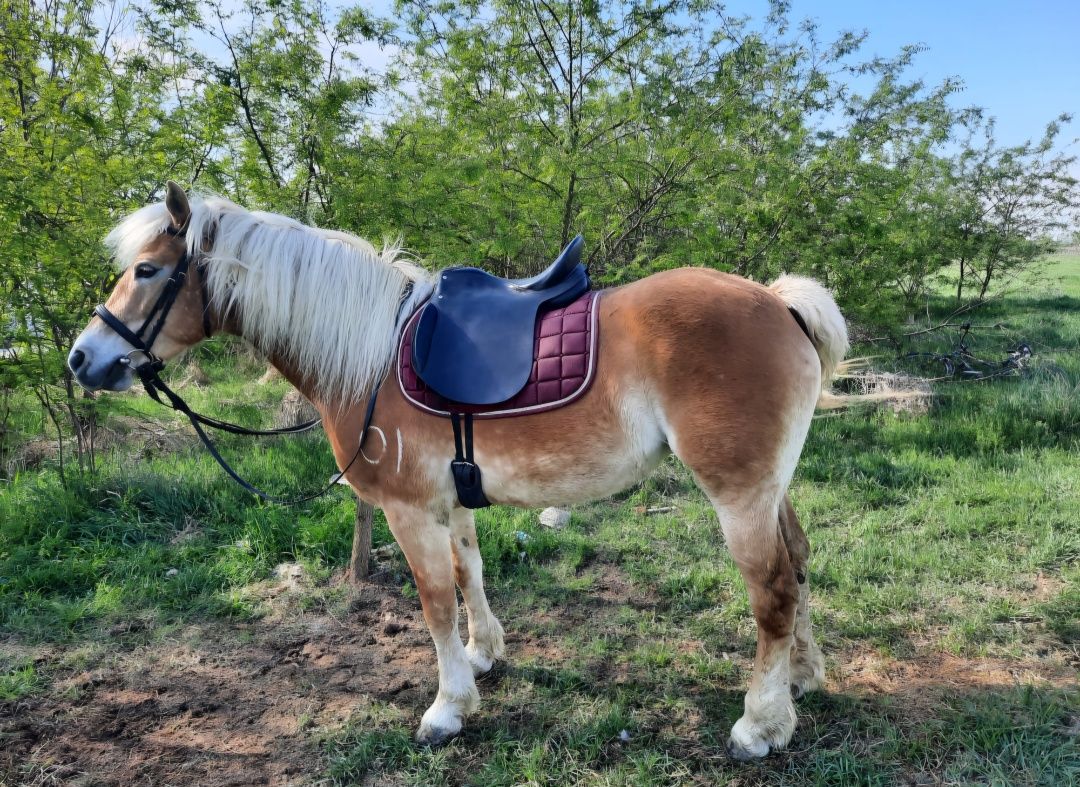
[599,267,818,383]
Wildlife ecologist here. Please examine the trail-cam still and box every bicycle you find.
[903,324,1033,382]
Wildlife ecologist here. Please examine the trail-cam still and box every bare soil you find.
[1,572,433,787]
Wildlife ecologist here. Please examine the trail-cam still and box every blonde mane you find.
[104,194,432,404]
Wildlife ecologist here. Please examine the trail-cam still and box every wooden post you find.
[348,498,374,584]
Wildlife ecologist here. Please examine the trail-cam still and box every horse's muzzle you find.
[68,347,133,392]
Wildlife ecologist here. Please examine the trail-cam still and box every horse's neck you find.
[258,348,334,414]
[227,275,431,416]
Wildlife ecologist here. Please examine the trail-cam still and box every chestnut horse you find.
[70,183,848,760]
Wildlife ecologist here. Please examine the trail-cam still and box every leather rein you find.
[93,226,376,505]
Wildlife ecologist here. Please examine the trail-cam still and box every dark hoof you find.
[416,726,459,748]
[726,735,770,762]
[476,659,507,682]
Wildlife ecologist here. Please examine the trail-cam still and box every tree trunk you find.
[348,499,374,584]
[560,171,578,247]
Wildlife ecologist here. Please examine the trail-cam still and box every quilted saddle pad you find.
[398,290,600,418]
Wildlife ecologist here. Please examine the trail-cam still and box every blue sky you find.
[740,0,1079,150]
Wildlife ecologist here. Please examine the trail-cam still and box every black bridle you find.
[93,226,211,372]
[93,225,376,505]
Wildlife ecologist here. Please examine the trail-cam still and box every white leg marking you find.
[714,498,798,760]
[417,627,480,744]
[728,644,797,758]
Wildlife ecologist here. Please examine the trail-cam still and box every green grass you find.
[2,255,1078,784]
[0,345,384,640]
[0,659,44,701]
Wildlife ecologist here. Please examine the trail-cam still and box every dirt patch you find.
[0,573,436,787]
[2,561,1074,786]
[835,646,1076,710]
[0,559,668,786]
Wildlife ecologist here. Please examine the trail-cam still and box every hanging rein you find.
[92,226,376,505]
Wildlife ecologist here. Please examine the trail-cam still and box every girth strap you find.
[450,412,490,509]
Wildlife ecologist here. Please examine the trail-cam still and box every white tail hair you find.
[768,275,851,409]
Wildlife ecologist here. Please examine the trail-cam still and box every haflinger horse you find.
[70,182,848,760]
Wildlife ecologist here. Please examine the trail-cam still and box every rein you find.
[93,225,377,506]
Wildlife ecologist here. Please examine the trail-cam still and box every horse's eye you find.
[134,263,159,279]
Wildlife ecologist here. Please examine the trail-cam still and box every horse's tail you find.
[768,275,852,409]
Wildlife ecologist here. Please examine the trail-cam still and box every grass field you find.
[1,257,1078,785]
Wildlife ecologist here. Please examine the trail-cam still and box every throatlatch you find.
[450,412,490,509]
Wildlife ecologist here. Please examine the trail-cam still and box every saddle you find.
[411,235,590,405]
[400,290,600,418]
[401,236,595,510]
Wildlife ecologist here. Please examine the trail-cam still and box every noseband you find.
[92,225,376,505]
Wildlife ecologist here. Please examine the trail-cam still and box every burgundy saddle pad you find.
[398,291,600,418]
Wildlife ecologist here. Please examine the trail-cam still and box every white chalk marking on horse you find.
[396,428,403,473]
[362,425,387,464]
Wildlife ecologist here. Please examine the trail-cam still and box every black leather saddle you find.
[411,235,590,405]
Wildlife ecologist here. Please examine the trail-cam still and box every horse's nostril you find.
[69,349,86,373]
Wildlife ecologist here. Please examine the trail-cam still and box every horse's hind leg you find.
[778,494,825,699]
[711,494,800,760]
[384,503,479,745]
[449,508,505,675]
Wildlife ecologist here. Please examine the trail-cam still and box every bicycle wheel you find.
[904,353,953,379]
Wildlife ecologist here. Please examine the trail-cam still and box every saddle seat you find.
[411,235,590,405]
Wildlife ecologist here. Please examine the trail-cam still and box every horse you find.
[69,182,848,760]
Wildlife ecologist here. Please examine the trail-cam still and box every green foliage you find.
[0,660,44,700]
[0,0,170,477]
[0,350,371,639]
[950,114,1080,303]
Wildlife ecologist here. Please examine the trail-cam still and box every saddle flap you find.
[411,302,438,376]
[400,290,600,419]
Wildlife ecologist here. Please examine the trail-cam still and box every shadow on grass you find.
[322,670,1078,786]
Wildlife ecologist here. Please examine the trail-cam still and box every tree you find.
[0,0,173,476]
[950,114,1079,303]
[139,0,387,222]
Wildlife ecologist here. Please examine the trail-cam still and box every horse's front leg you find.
[384,503,479,745]
[449,507,505,675]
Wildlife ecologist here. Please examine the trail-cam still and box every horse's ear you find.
[165,180,191,231]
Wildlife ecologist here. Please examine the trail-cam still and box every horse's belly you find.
[479,389,668,508]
